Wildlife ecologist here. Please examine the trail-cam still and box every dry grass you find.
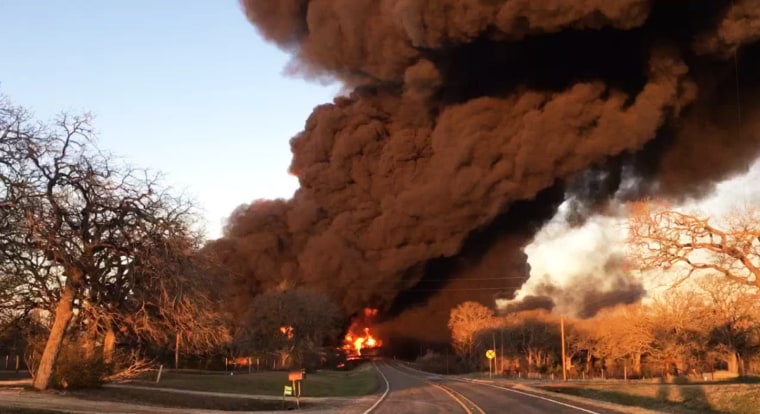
[543,381,760,414]
[130,362,379,397]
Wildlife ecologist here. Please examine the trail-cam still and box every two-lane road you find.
[370,360,471,413]
[371,361,624,414]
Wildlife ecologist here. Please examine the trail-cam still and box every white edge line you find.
[463,380,601,414]
[363,361,390,414]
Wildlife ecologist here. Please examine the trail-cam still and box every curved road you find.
[372,361,625,414]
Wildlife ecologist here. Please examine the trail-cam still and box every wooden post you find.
[248,357,252,374]
[293,379,299,408]
[445,347,449,375]
[15,355,20,372]
[5,354,8,369]
[174,332,181,370]
[560,315,567,382]
[156,364,164,383]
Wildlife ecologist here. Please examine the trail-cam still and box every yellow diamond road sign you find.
[485,349,496,359]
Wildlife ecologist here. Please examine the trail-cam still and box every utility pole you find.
[560,315,567,382]
[500,328,504,375]
[492,332,496,374]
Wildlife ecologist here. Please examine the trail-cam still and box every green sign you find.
[284,385,293,396]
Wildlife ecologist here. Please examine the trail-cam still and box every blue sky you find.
[0,0,338,238]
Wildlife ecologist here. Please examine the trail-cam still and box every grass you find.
[0,410,70,414]
[69,387,302,411]
[543,381,760,414]
[0,370,31,380]
[130,362,380,397]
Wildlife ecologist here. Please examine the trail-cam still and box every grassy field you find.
[70,387,302,411]
[543,381,760,414]
[131,362,380,397]
[0,370,31,380]
[0,409,70,414]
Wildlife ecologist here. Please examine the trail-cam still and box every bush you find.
[50,343,110,389]
[25,335,110,390]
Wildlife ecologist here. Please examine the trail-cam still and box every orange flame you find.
[343,309,382,356]
[280,325,294,340]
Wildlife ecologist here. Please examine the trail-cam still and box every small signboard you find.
[485,349,496,360]
[288,370,304,381]
[284,385,293,396]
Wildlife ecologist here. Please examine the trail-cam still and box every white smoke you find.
[513,158,760,316]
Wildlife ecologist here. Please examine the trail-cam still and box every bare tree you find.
[646,290,712,377]
[696,276,760,374]
[506,310,560,373]
[565,318,602,375]
[0,98,214,389]
[448,301,494,368]
[592,303,652,377]
[628,201,760,288]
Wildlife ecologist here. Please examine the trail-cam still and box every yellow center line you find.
[389,362,486,414]
[431,383,474,414]
[436,383,487,414]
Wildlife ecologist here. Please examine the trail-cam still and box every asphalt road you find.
[372,361,468,413]
[372,361,625,414]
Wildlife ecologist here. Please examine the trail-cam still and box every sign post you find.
[486,349,496,379]
[283,385,293,409]
[287,370,305,408]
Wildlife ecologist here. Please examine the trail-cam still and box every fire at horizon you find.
[343,308,382,356]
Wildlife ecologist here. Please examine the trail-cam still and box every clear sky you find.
[0,0,338,239]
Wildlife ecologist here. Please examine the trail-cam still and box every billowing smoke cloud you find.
[507,190,646,318]
[215,0,760,344]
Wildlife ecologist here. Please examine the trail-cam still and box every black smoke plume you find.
[212,0,760,344]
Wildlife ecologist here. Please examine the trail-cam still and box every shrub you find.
[49,341,110,389]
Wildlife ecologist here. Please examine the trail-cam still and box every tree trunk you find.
[83,324,97,360]
[728,352,739,374]
[82,303,98,360]
[32,282,76,390]
[103,326,116,364]
[633,353,642,377]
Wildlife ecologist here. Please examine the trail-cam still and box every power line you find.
[406,276,529,282]
[342,286,524,292]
